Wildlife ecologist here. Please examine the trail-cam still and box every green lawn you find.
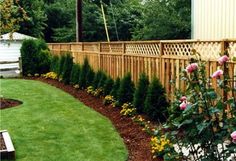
[0,79,128,161]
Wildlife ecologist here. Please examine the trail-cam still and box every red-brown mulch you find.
[27,77,163,161]
[0,98,22,110]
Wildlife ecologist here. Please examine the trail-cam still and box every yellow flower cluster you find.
[151,135,171,155]
[120,103,136,116]
[73,84,80,89]
[104,95,114,105]
[86,86,103,97]
[42,72,58,80]
[86,86,94,94]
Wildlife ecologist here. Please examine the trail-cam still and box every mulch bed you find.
[0,98,22,110]
[28,77,163,161]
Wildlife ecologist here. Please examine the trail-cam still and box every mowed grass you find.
[0,79,128,161]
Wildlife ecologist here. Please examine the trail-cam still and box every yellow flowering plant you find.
[120,103,136,116]
[103,95,114,105]
[42,72,58,80]
[150,135,173,157]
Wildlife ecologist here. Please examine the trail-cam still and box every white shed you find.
[191,0,236,40]
[0,32,35,77]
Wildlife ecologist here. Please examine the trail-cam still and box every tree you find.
[0,0,28,36]
[132,0,191,40]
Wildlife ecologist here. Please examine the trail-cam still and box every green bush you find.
[20,39,51,75]
[110,77,120,100]
[79,57,91,89]
[21,39,38,75]
[144,77,169,122]
[97,71,107,89]
[58,54,67,77]
[61,53,73,84]
[92,70,103,89]
[133,73,149,114]
[86,67,95,87]
[70,63,81,85]
[117,73,135,106]
[103,76,114,96]
[50,55,60,73]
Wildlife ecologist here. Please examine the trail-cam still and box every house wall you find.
[192,0,236,40]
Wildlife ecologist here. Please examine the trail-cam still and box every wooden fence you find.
[48,40,236,99]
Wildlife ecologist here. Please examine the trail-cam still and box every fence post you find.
[98,42,101,70]
[121,42,125,77]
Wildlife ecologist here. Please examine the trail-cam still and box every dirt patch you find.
[27,77,163,161]
[0,98,22,110]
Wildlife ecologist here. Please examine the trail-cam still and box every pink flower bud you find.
[180,96,187,102]
[231,131,236,141]
[180,101,187,110]
[218,55,229,65]
[186,63,198,73]
[212,70,223,78]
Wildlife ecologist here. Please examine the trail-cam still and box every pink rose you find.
[180,101,187,110]
[186,63,198,73]
[231,131,236,141]
[218,55,229,65]
[180,96,187,102]
[212,70,223,78]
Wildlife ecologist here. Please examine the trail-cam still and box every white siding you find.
[192,0,236,40]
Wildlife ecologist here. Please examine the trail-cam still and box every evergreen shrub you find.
[92,70,103,89]
[79,57,91,89]
[50,55,60,73]
[103,76,114,96]
[110,77,120,100]
[70,63,81,85]
[117,73,135,106]
[133,73,149,113]
[62,53,73,84]
[144,77,169,122]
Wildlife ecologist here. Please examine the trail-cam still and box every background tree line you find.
[1,0,191,42]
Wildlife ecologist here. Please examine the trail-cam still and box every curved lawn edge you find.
[0,79,128,161]
[31,77,162,161]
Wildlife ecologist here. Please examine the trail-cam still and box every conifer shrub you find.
[133,73,149,114]
[86,67,95,87]
[70,63,81,85]
[50,55,60,73]
[62,53,73,84]
[92,70,103,89]
[110,77,120,100]
[58,54,67,78]
[37,49,51,74]
[103,76,114,96]
[97,71,107,89]
[117,73,135,106]
[144,77,169,122]
[79,57,91,89]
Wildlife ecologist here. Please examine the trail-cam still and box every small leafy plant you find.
[120,103,136,117]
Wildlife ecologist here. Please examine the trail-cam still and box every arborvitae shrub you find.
[62,53,73,84]
[50,55,60,73]
[97,71,107,88]
[37,49,51,74]
[86,67,95,87]
[92,70,103,89]
[110,77,120,100]
[103,76,114,96]
[70,63,81,85]
[79,57,90,89]
[144,77,169,122]
[133,73,149,114]
[58,54,66,77]
[21,39,38,75]
[117,73,135,105]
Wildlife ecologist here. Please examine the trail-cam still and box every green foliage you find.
[79,57,91,89]
[50,55,60,73]
[144,77,169,122]
[117,73,135,105]
[133,73,149,113]
[132,0,191,40]
[92,70,103,89]
[110,77,120,100]
[86,67,95,87]
[58,54,67,77]
[103,76,114,96]
[61,53,73,84]
[97,71,107,89]
[20,39,51,75]
[70,63,81,85]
